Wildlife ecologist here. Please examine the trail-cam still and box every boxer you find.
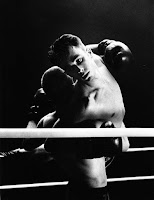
[41,34,132,200]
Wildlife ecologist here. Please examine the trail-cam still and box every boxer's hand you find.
[27,88,52,124]
[95,121,122,156]
[77,121,122,158]
[98,39,133,69]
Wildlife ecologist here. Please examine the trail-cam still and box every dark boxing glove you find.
[27,88,54,124]
[84,121,122,158]
[98,39,133,69]
[98,121,122,156]
[75,121,122,158]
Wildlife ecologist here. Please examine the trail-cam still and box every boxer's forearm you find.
[86,44,99,54]
[26,120,37,128]
[121,136,130,152]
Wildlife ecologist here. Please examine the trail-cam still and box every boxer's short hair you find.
[48,34,84,68]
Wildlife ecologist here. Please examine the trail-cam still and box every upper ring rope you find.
[0,128,153,138]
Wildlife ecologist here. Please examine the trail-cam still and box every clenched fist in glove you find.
[98,39,133,69]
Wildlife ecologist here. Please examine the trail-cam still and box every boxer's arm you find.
[121,136,130,152]
[26,120,37,128]
[120,122,130,152]
[23,89,50,151]
[23,113,58,151]
[86,44,99,55]
[37,111,58,128]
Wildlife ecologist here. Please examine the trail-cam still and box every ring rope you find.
[127,147,154,152]
[0,175,154,190]
[0,181,68,190]
[0,128,153,138]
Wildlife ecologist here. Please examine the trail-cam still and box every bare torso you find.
[72,55,125,128]
[50,54,125,188]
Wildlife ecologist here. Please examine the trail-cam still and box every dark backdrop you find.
[0,0,153,128]
[0,1,154,198]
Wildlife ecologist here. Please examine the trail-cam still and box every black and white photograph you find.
[0,0,154,199]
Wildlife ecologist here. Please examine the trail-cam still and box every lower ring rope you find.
[0,175,154,190]
[127,147,154,152]
[0,181,68,190]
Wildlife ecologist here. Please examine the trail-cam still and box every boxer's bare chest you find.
[72,67,125,127]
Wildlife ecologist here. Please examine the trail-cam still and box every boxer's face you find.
[60,45,99,85]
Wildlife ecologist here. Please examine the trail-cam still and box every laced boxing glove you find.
[98,39,133,69]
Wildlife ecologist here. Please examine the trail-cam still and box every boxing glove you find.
[41,66,74,104]
[98,39,133,69]
[27,88,53,124]
[99,121,122,156]
[76,121,122,158]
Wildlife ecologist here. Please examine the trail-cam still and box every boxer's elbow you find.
[122,136,130,152]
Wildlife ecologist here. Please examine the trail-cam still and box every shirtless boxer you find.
[23,66,74,150]
[40,34,131,200]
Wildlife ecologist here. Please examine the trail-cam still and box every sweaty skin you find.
[43,45,129,188]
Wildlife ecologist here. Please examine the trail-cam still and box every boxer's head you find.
[48,34,98,85]
[48,34,87,69]
[41,66,74,105]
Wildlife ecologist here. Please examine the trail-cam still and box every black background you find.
[0,1,154,198]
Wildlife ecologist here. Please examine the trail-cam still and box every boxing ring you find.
[0,128,154,199]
